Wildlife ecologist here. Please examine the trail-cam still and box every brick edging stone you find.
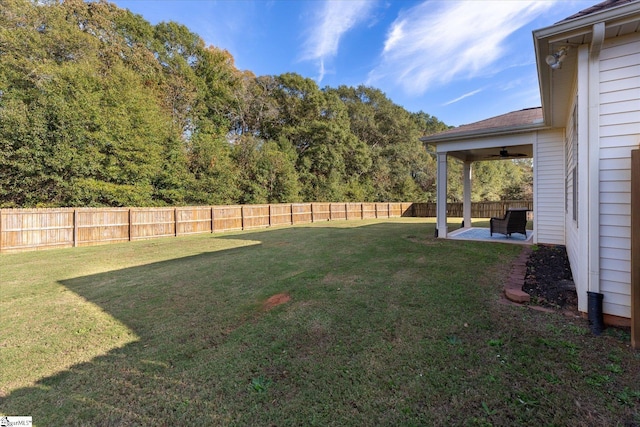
[504,247,532,304]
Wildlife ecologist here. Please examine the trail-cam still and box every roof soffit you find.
[534,0,640,127]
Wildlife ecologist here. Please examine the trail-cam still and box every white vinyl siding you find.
[564,94,583,307]
[597,32,640,319]
[534,129,565,245]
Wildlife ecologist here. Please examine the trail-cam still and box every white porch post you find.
[436,152,448,238]
[463,161,472,228]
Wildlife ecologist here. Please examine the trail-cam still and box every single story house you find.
[421,0,640,339]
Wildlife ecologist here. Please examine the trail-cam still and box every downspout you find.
[532,133,538,244]
[587,22,605,334]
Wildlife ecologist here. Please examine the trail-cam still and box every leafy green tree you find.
[444,159,534,203]
[231,136,300,204]
[413,110,451,136]
[501,159,533,200]
[151,20,241,204]
[227,74,280,141]
[258,74,367,201]
[0,0,250,206]
[329,86,442,201]
[184,129,239,205]
[258,137,301,203]
[1,0,468,207]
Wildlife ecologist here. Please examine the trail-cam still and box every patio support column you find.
[436,152,448,238]
[463,161,472,228]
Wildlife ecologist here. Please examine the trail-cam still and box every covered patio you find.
[421,108,545,244]
[450,227,533,244]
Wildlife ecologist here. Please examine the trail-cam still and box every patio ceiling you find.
[446,144,533,162]
[421,107,543,163]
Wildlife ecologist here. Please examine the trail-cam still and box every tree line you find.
[0,0,532,208]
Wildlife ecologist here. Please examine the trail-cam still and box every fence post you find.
[241,205,245,230]
[311,203,315,223]
[361,203,364,220]
[0,208,3,253]
[174,208,178,237]
[211,206,214,233]
[291,203,294,225]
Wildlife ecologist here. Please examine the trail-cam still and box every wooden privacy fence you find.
[412,200,533,218]
[0,200,531,253]
[0,203,410,252]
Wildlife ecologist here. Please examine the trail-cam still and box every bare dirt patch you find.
[262,293,291,311]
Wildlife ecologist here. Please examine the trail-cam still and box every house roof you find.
[421,107,544,143]
[558,0,637,23]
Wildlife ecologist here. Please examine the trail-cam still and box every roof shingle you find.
[558,0,638,23]
[423,107,543,140]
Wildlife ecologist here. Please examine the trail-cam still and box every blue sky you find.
[110,0,595,127]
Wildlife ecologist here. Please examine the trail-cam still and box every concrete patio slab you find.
[449,227,533,245]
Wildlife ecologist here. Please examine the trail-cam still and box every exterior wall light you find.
[545,47,568,69]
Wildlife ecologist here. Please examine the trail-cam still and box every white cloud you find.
[301,0,376,82]
[443,88,483,106]
[368,0,557,94]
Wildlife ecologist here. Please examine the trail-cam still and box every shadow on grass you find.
[4,219,637,425]
[3,221,466,424]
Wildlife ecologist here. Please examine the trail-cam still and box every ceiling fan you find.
[487,147,528,159]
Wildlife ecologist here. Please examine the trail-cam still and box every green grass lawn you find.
[1,218,638,426]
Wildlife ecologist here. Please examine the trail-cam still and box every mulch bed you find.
[523,245,578,310]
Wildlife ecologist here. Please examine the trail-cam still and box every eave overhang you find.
[420,122,549,144]
[534,1,640,128]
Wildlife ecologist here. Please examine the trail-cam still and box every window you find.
[570,104,578,225]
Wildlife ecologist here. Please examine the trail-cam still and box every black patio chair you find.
[490,208,528,237]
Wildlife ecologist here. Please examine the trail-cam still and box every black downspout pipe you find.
[587,291,604,335]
